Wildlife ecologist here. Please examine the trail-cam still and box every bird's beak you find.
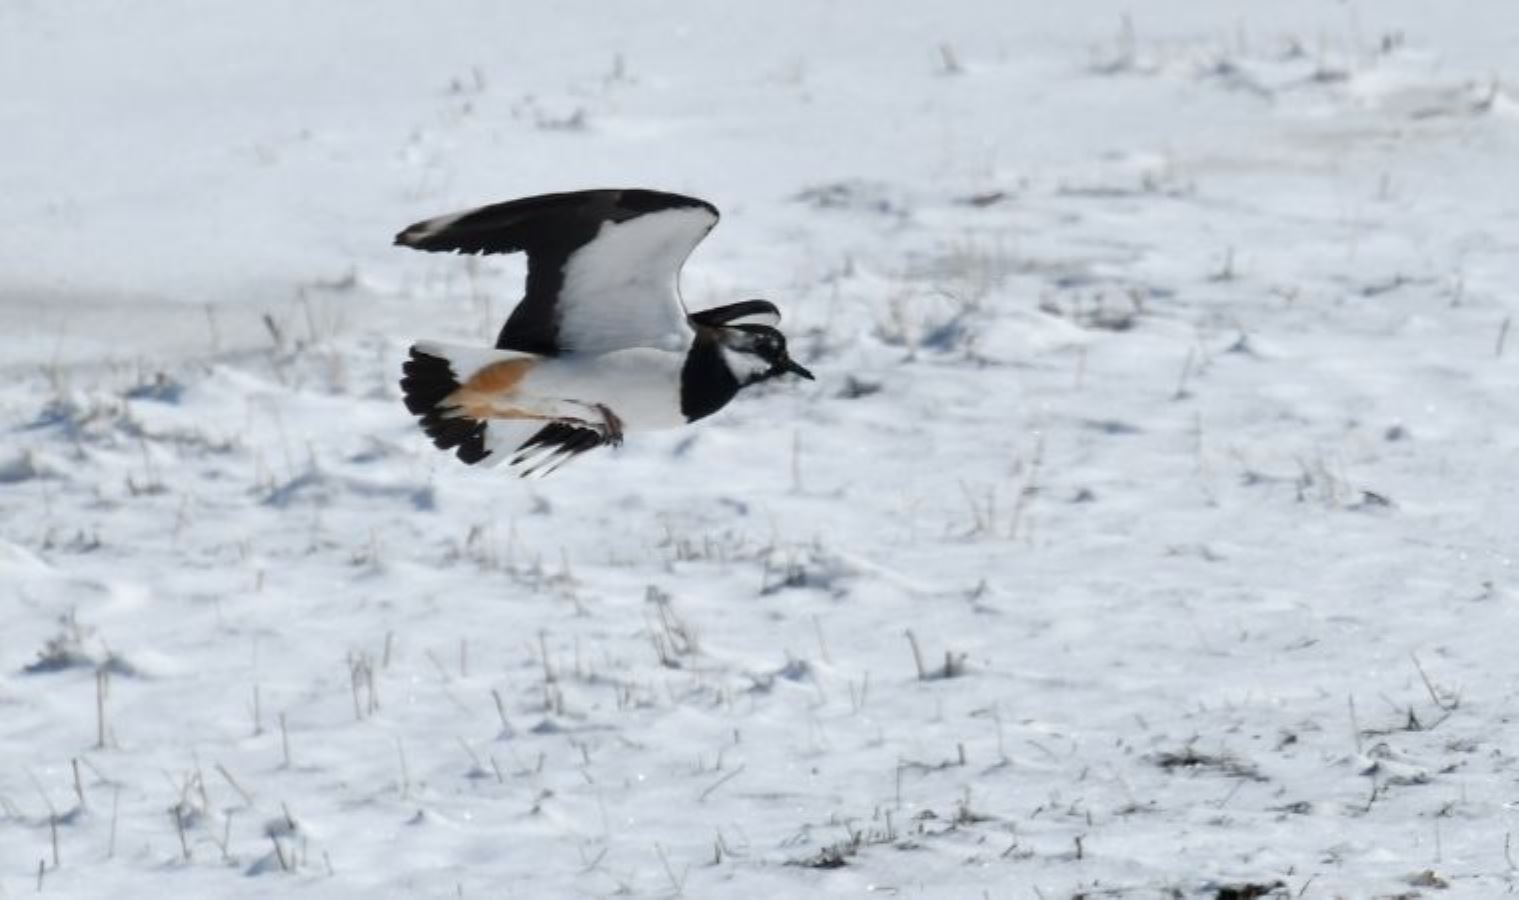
[781,357,815,381]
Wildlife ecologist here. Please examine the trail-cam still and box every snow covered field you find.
[4,1,1519,896]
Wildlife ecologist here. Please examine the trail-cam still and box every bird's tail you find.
[400,342,540,467]
[400,345,491,465]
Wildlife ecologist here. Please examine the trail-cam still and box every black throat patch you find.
[680,331,742,422]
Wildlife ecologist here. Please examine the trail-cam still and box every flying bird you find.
[395,189,813,476]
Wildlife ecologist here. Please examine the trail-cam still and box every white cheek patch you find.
[720,346,774,381]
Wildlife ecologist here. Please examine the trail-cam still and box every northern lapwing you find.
[395,189,814,476]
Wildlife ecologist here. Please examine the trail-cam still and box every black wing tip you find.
[509,422,607,476]
[393,221,436,251]
[394,222,474,254]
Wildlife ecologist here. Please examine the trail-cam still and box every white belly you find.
[519,348,687,431]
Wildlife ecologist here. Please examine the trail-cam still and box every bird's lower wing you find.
[507,422,613,478]
[401,343,614,476]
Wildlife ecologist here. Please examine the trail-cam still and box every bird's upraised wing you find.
[396,188,718,356]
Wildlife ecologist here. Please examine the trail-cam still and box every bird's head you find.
[691,300,814,385]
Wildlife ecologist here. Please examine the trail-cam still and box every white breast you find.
[519,348,689,431]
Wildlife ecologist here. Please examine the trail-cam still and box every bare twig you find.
[95,669,110,750]
[699,764,746,802]
[654,842,687,896]
[174,804,191,861]
[812,616,831,665]
[107,786,120,859]
[396,738,411,800]
[213,810,235,862]
[491,688,514,735]
[71,759,85,811]
[938,43,963,75]
[539,632,555,685]
[904,630,927,680]
[1173,347,1196,400]
[214,762,254,806]
[1411,653,1459,711]
[456,737,485,774]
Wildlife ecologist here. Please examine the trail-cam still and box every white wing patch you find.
[556,206,716,354]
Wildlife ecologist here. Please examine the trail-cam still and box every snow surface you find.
[4,1,1519,896]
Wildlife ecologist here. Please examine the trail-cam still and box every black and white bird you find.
[395,189,813,476]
